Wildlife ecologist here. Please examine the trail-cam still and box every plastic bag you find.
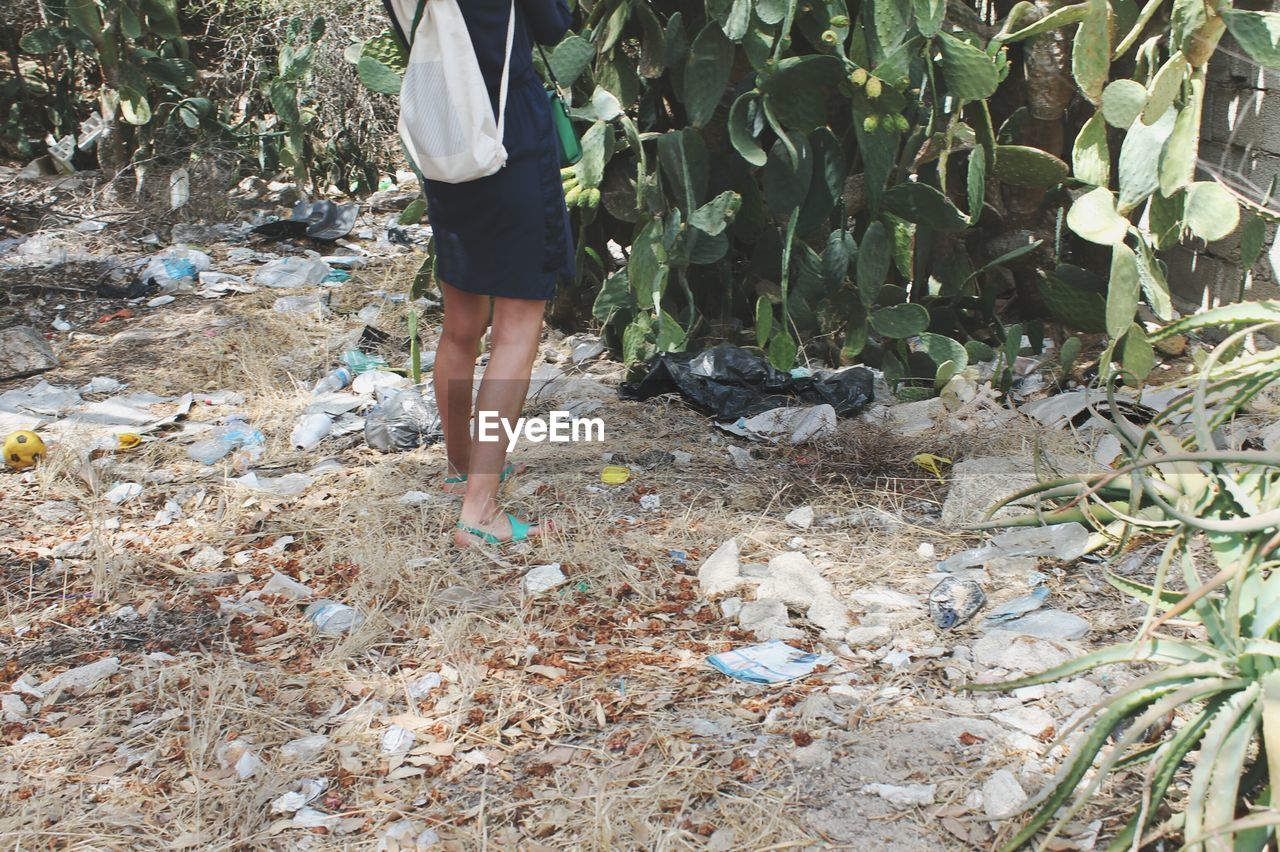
[364,385,441,452]
[619,344,874,421]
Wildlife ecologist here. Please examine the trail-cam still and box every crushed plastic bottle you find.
[305,599,365,635]
[312,366,353,395]
[291,412,334,450]
[187,416,265,465]
[938,523,1090,572]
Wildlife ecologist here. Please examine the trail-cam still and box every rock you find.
[720,597,743,619]
[806,594,852,636]
[940,456,1041,528]
[36,656,120,696]
[785,506,814,529]
[570,339,606,364]
[973,630,1075,673]
[792,741,833,768]
[755,552,834,608]
[982,769,1028,820]
[1,693,28,721]
[917,542,936,560]
[189,545,225,571]
[993,705,1057,738]
[406,672,442,699]
[0,326,59,379]
[1000,609,1091,641]
[864,397,943,436]
[848,586,920,612]
[860,782,937,808]
[698,538,743,596]
[844,625,892,647]
[797,693,846,725]
[738,598,803,641]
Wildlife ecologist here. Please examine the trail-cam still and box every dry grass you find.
[0,257,1149,850]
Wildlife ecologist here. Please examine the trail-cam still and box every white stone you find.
[848,586,920,612]
[972,630,1075,672]
[993,705,1057,739]
[719,597,743,619]
[698,538,743,596]
[982,769,1028,820]
[806,594,852,636]
[0,326,59,379]
[792,742,833,768]
[1,693,28,721]
[785,506,814,529]
[844,625,892,647]
[1001,609,1091,641]
[861,782,937,808]
[406,672,442,699]
[738,598,803,641]
[36,656,120,695]
[755,552,833,608]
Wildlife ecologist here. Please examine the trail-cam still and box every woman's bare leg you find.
[434,281,490,483]
[454,295,550,543]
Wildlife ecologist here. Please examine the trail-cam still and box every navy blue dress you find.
[392,0,575,301]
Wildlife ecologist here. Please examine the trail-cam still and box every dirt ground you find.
[1,186,1154,849]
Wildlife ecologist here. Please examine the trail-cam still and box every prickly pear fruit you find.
[849,67,868,86]
[865,77,883,99]
[863,114,880,132]
[564,185,583,206]
[821,30,838,46]
[829,14,849,26]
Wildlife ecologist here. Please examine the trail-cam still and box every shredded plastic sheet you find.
[706,640,836,684]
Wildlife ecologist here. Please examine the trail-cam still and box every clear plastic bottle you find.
[312,366,353,395]
[187,416,265,465]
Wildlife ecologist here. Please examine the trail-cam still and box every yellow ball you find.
[4,430,47,471]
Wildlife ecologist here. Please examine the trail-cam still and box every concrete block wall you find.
[1167,4,1280,312]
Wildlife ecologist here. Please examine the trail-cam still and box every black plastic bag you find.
[364,386,442,452]
[619,344,874,421]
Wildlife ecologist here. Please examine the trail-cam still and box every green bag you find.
[536,44,582,167]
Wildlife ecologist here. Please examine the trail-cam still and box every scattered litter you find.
[146,295,176,307]
[291,412,334,450]
[983,587,1050,625]
[707,640,836,684]
[263,572,314,600]
[279,735,330,761]
[274,293,328,315]
[938,523,1090,572]
[406,672,442,699]
[216,739,263,779]
[304,599,365,635]
[698,538,743,596]
[861,783,937,808]
[601,464,630,484]
[365,386,441,452]
[142,247,211,292]
[640,493,661,511]
[621,344,874,420]
[719,404,836,444]
[187,416,265,465]
[232,471,314,498]
[381,725,416,754]
[912,453,952,481]
[104,482,143,504]
[932,576,992,628]
[271,779,328,814]
[524,563,567,594]
[917,542,936,561]
[252,200,358,241]
[254,256,331,288]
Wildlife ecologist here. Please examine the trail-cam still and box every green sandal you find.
[454,513,539,546]
[443,462,519,490]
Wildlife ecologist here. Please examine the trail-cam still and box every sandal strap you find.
[505,513,533,542]
[454,520,502,545]
[444,463,516,486]
[454,513,538,546]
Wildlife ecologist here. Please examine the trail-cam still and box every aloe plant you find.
[974,300,1280,850]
